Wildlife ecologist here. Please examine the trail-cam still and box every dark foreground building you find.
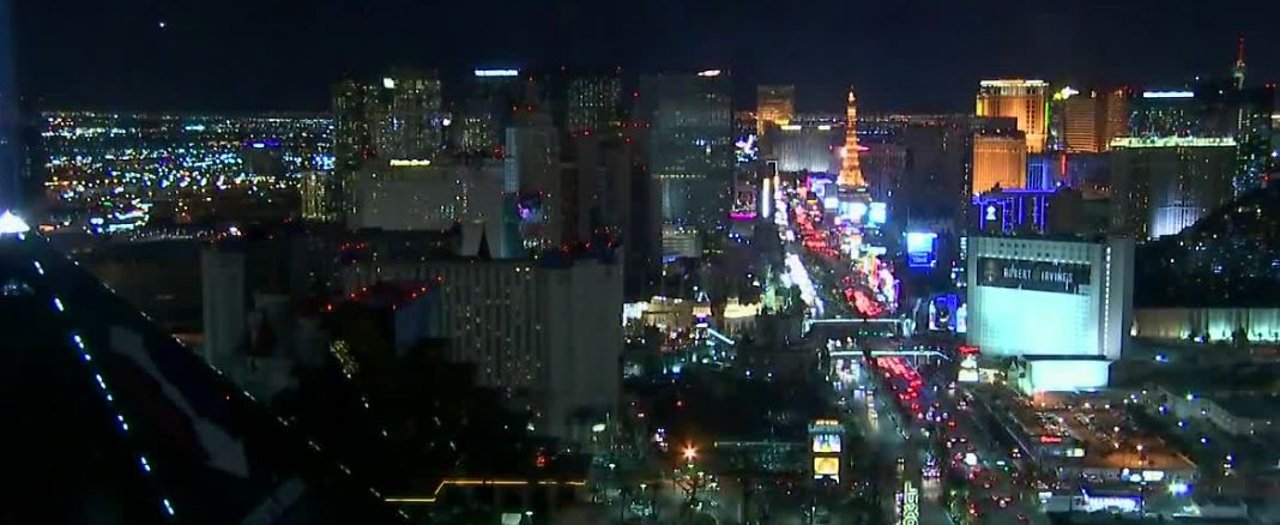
[0,223,402,524]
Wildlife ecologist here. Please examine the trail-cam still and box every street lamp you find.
[683,444,698,463]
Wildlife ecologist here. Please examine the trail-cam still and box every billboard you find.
[735,134,759,164]
[812,434,842,454]
[813,457,840,480]
[927,293,961,332]
[977,257,1091,295]
[868,202,887,226]
[905,232,938,268]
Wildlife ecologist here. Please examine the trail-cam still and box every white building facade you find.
[966,236,1134,392]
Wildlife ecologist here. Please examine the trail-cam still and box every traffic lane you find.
[843,378,944,523]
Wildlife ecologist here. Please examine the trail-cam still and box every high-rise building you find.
[0,0,19,209]
[346,157,509,255]
[332,71,446,223]
[976,79,1048,153]
[837,90,866,188]
[299,171,335,222]
[861,141,907,205]
[896,119,972,227]
[966,235,1133,392]
[1059,88,1129,153]
[455,68,531,153]
[201,246,247,370]
[971,131,1027,194]
[566,74,621,135]
[639,71,733,231]
[1110,137,1237,239]
[1128,89,1201,137]
[538,69,621,142]
[334,72,445,163]
[341,253,622,442]
[764,123,842,173]
[757,85,796,137]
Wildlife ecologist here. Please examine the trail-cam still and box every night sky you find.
[14,0,1280,113]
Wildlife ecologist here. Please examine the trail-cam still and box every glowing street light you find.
[682,445,698,463]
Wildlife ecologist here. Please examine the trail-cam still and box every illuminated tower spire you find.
[838,89,865,188]
[1232,36,1246,89]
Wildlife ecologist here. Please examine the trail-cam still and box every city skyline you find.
[13,0,1280,112]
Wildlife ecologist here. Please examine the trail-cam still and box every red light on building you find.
[1039,435,1063,444]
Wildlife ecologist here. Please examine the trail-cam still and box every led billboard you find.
[905,232,938,268]
[813,457,840,480]
[812,434,842,454]
[927,293,961,332]
[977,258,1091,294]
[868,202,887,226]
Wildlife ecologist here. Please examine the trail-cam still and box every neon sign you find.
[900,480,919,525]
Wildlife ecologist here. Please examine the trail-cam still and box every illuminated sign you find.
[905,232,938,268]
[977,257,1091,295]
[929,294,961,332]
[900,481,919,525]
[1053,86,1080,100]
[1141,91,1194,99]
[809,419,842,431]
[734,134,758,163]
[1039,435,1063,444]
[868,202,887,225]
[474,69,519,77]
[382,77,396,89]
[813,457,840,479]
[812,434,842,454]
[696,69,722,77]
[389,159,432,167]
[958,355,979,383]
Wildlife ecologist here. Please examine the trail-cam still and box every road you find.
[836,367,953,525]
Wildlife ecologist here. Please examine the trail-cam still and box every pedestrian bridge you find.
[803,317,914,338]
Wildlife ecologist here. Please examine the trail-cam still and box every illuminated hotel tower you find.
[837,89,865,188]
[976,79,1048,153]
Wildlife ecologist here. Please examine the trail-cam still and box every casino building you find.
[965,235,1134,392]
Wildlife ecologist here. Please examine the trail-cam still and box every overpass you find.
[828,348,949,360]
[803,317,914,338]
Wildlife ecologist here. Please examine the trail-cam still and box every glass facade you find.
[640,73,733,229]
